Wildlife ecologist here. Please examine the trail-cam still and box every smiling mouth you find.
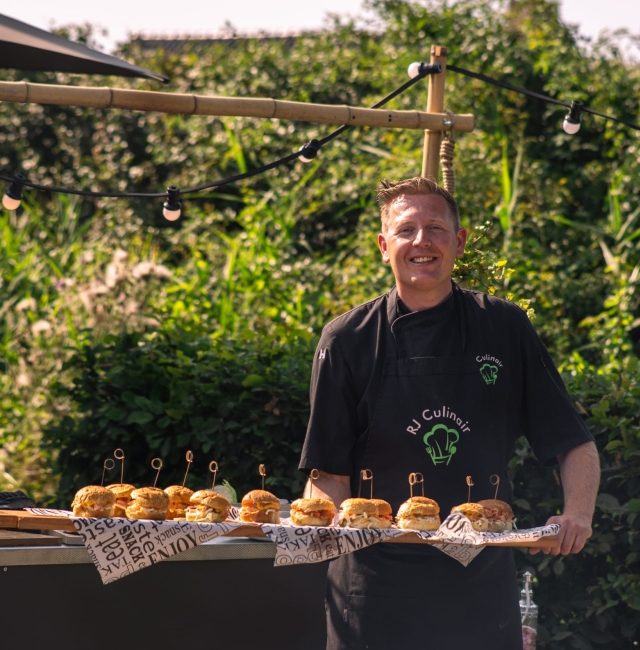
[410,256,436,263]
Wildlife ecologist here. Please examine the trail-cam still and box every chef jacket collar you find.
[386,282,468,352]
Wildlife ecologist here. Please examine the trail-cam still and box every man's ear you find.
[378,233,390,263]
[456,228,468,257]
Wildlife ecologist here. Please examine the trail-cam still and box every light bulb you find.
[2,193,21,210]
[2,172,26,211]
[298,139,321,164]
[407,61,423,79]
[162,205,181,221]
[562,100,584,135]
[562,118,581,135]
[162,185,182,221]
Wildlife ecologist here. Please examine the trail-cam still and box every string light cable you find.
[0,63,443,218]
[444,62,640,134]
[3,59,638,217]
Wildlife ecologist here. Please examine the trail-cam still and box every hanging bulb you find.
[2,173,26,211]
[298,139,321,163]
[162,186,182,221]
[407,61,424,79]
[562,100,584,135]
[407,62,441,79]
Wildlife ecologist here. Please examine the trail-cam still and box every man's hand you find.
[530,441,599,556]
[530,512,593,555]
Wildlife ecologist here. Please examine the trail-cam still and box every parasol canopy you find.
[0,13,167,82]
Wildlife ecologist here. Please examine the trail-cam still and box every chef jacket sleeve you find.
[517,309,593,465]
[298,327,358,476]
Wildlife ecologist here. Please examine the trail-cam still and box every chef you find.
[298,176,599,649]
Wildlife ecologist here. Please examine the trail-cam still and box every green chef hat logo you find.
[423,423,460,466]
[479,363,499,385]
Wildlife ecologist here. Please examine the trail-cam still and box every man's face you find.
[377,193,467,308]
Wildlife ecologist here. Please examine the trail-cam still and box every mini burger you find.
[396,496,441,531]
[185,489,230,523]
[478,499,515,532]
[338,497,393,529]
[290,497,337,527]
[450,502,489,532]
[125,487,169,520]
[71,485,115,518]
[239,489,281,524]
[106,483,136,517]
[164,485,194,520]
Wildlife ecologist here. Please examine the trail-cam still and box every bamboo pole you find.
[421,45,449,179]
[0,80,474,132]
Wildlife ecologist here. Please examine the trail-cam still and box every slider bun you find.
[397,496,440,518]
[396,496,441,531]
[71,485,116,517]
[239,489,280,523]
[290,497,337,515]
[339,498,378,516]
[184,490,230,522]
[451,502,489,532]
[478,499,515,532]
[477,499,514,520]
[106,483,136,499]
[370,498,393,518]
[106,483,136,517]
[164,485,195,519]
[338,498,393,529]
[190,489,230,510]
[241,489,280,509]
[125,487,169,520]
[130,487,170,509]
[290,497,337,526]
[164,485,194,503]
[72,485,116,508]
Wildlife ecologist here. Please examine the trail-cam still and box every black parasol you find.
[0,13,167,82]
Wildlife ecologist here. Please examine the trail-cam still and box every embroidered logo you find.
[405,404,471,466]
[423,424,459,465]
[476,353,503,385]
[479,363,499,385]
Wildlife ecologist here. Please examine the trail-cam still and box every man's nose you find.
[413,227,431,246]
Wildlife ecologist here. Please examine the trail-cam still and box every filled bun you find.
[451,502,489,532]
[338,497,393,529]
[185,489,230,523]
[106,483,136,517]
[478,499,515,532]
[125,487,169,520]
[239,489,280,524]
[71,485,115,518]
[396,496,441,531]
[164,485,194,520]
[290,497,337,526]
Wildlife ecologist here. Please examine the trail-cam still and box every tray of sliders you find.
[0,486,559,550]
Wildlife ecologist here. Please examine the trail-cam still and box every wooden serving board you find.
[0,510,558,549]
[0,510,75,532]
[0,529,62,547]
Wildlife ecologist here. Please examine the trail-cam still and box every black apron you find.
[325,290,523,650]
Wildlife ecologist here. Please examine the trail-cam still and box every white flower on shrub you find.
[31,320,52,335]
[132,261,172,280]
[16,297,37,312]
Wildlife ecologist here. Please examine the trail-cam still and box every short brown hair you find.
[376,177,460,231]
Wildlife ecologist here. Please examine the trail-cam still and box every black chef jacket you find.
[299,284,593,650]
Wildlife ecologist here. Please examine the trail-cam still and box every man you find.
[298,177,599,649]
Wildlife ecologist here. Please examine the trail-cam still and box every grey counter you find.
[1,538,328,650]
